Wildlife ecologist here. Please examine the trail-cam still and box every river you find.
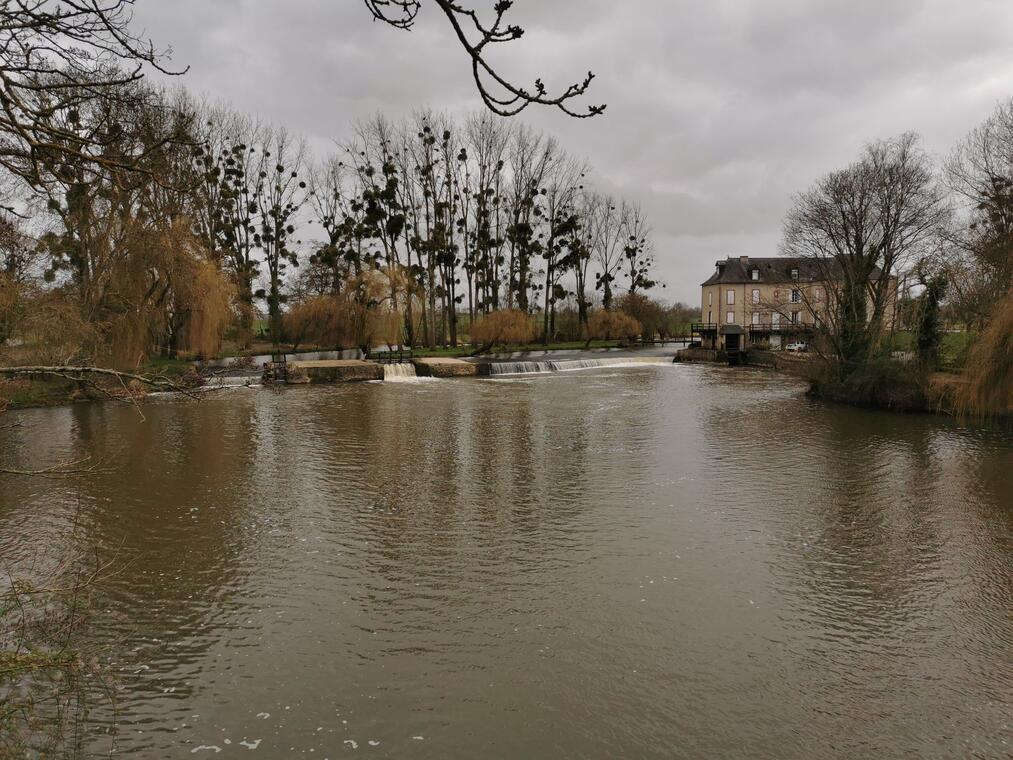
[1,362,1011,758]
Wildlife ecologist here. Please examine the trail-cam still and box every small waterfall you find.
[488,357,670,375]
[383,363,418,381]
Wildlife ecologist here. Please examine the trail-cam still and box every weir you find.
[382,363,419,381]
[487,357,670,375]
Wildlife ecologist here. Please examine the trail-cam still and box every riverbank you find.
[674,346,1008,420]
[1,345,687,409]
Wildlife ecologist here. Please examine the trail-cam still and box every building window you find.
[791,311,801,324]
[707,310,712,324]
[772,313,781,327]
[814,287,822,302]
[751,312,760,325]
[726,290,735,305]
[726,311,735,324]
[791,268,799,280]
[708,292,712,306]
[791,289,801,303]
[751,269,759,281]
[752,288,760,304]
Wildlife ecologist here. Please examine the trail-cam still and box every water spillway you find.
[486,356,671,375]
[382,362,419,381]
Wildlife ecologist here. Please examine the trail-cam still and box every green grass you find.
[141,356,194,378]
[939,332,974,370]
[886,330,975,370]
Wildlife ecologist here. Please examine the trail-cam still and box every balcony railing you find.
[747,321,814,333]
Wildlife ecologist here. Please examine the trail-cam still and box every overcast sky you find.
[134,0,1013,304]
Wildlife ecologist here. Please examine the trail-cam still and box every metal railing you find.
[366,347,415,364]
[747,322,814,333]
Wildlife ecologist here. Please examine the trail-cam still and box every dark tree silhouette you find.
[0,0,185,185]
[363,0,605,118]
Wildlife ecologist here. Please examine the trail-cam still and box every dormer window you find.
[790,268,799,280]
[751,269,759,281]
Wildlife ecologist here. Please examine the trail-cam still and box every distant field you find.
[888,330,974,369]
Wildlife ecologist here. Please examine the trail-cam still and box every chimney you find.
[739,255,749,265]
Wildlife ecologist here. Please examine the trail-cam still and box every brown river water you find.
[1,362,1011,758]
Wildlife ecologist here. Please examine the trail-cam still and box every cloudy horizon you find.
[134,0,1013,303]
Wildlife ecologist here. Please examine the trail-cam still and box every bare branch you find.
[364,0,605,118]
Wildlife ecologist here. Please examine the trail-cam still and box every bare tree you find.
[253,127,307,349]
[464,111,511,315]
[540,155,584,341]
[307,155,357,294]
[572,190,604,330]
[592,196,625,310]
[782,133,947,370]
[0,0,185,188]
[621,200,656,296]
[505,125,553,311]
[944,97,1013,328]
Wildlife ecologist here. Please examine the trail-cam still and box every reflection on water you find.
[1,365,1011,758]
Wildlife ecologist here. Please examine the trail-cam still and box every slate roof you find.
[701,257,885,286]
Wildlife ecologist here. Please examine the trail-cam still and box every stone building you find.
[697,256,896,353]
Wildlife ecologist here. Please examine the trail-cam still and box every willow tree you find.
[945,98,1013,417]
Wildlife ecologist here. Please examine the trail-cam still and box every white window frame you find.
[752,288,760,304]
[751,311,760,325]
[726,310,735,325]
[726,289,735,305]
[772,312,781,328]
[708,292,713,306]
[791,289,801,303]
[791,311,801,324]
[751,269,759,281]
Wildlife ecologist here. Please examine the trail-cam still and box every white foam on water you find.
[240,738,262,749]
[191,746,222,754]
[381,363,438,383]
[487,357,673,376]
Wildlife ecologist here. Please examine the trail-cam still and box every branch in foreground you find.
[0,364,200,404]
[364,0,606,118]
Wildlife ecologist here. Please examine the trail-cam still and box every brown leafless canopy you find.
[0,1,184,187]
[363,0,605,118]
